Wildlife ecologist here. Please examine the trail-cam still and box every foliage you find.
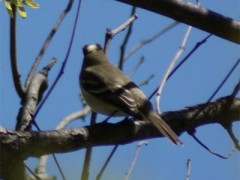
[2,0,39,18]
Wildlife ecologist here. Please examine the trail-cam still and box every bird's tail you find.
[141,110,183,145]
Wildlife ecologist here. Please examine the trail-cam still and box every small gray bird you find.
[80,44,182,145]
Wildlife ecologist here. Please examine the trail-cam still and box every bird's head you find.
[83,44,103,55]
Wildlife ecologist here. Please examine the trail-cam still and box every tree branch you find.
[1,96,239,179]
[25,0,74,88]
[124,21,179,61]
[16,58,56,131]
[116,0,240,44]
[1,96,238,155]
[118,6,137,70]
[10,5,26,98]
[103,14,138,54]
[155,25,192,114]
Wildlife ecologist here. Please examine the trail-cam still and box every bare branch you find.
[191,133,235,159]
[33,0,82,119]
[117,0,240,44]
[24,162,41,180]
[125,141,148,180]
[118,7,137,70]
[166,34,212,81]
[34,155,52,180]
[1,96,239,179]
[124,21,179,61]
[96,145,119,180]
[148,34,212,100]
[35,106,90,178]
[81,112,97,180]
[10,5,26,98]
[25,0,74,88]
[185,159,191,180]
[155,26,192,114]
[220,80,240,150]
[226,128,240,151]
[56,106,91,129]
[16,58,56,131]
[103,14,138,54]
[0,96,239,179]
[138,74,154,87]
[129,56,144,77]
[186,58,239,135]
[0,96,238,157]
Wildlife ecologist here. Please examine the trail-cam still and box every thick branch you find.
[116,0,240,44]
[0,96,238,157]
[0,96,239,178]
[16,59,56,131]
[16,72,47,131]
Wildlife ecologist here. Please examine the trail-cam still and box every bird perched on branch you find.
[79,44,182,145]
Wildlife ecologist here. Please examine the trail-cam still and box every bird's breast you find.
[81,87,126,116]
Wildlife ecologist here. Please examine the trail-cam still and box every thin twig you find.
[34,155,49,179]
[34,0,81,119]
[95,11,138,180]
[24,162,41,180]
[80,13,136,177]
[129,56,155,87]
[30,113,66,180]
[125,141,148,180]
[118,7,136,70]
[25,0,74,88]
[222,80,240,150]
[185,159,191,180]
[53,155,66,180]
[10,5,26,98]
[226,127,240,150]
[166,34,212,81]
[155,26,192,114]
[96,145,119,180]
[197,59,239,109]
[187,58,240,157]
[31,1,81,178]
[124,21,179,61]
[191,134,234,159]
[103,14,138,54]
[35,106,91,177]
[81,112,97,180]
[230,80,240,98]
[188,58,240,132]
[148,34,212,100]
[129,56,144,77]
[138,74,154,87]
[56,106,91,129]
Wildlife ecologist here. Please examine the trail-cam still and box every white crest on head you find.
[83,44,102,55]
[86,44,98,52]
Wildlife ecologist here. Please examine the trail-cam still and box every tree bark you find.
[0,96,239,179]
[116,0,240,44]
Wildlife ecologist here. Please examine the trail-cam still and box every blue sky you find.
[0,1,239,180]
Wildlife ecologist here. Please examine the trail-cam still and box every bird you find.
[79,44,182,145]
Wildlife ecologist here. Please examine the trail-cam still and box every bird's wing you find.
[81,65,140,116]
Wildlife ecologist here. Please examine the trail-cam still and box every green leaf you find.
[17,6,27,18]
[4,0,14,18]
[23,0,39,8]
[11,0,23,7]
